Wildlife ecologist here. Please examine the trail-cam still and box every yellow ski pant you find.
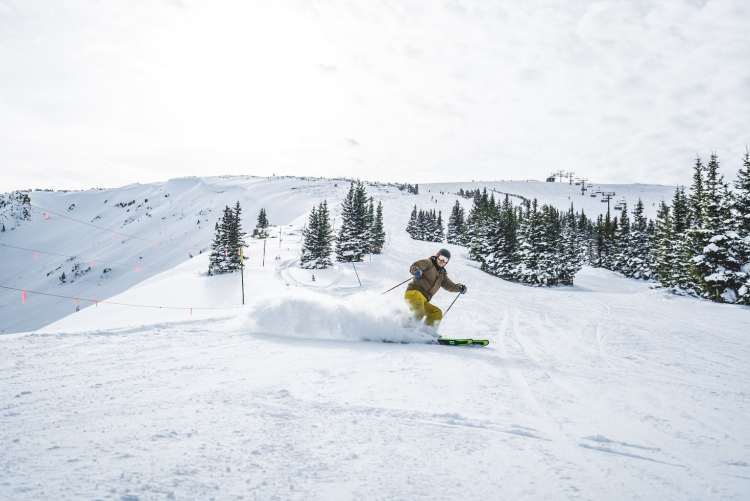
[404,290,443,327]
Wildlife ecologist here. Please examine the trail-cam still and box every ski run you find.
[2,176,749,500]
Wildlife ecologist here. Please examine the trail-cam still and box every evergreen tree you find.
[255,208,269,238]
[301,201,335,268]
[734,150,750,235]
[406,205,418,238]
[626,199,650,279]
[300,205,319,268]
[613,203,630,274]
[371,201,386,254]
[435,211,445,242]
[734,150,750,304]
[688,156,706,228]
[653,201,673,284]
[227,201,247,270]
[208,221,223,275]
[208,205,244,275]
[670,187,695,291]
[364,197,375,251]
[336,181,369,262]
[559,205,583,285]
[447,200,465,244]
[694,154,743,302]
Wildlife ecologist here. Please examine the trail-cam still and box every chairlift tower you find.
[600,191,617,216]
[576,178,589,195]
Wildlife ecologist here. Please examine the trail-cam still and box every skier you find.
[405,248,467,332]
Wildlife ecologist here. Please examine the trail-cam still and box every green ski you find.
[437,338,489,347]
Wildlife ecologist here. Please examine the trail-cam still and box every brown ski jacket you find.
[406,257,461,301]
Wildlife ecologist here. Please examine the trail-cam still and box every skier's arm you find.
[441,275,463,293]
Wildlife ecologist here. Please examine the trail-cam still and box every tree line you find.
[301,181,386,269]
[405,206,445,242]
[405,151,750,301]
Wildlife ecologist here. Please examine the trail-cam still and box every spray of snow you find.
[240,289,435,344]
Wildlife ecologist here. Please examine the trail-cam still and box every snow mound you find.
[243,290,435,344]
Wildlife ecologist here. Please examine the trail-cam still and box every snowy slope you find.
[1,176,674,334]
[2,176,749,500]
[0,176,352,333]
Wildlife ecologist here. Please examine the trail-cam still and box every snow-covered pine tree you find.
[335,181,369,262]
[734,150,750,304]
[317,200,334,266]
[668,187,694,291]
[227,201,246,270]
[694,154,743,302]
[336,183,358,261]
[254,208,269,238]
[370,201,385,254]
[559,205,582,285]
[364,197,375,252]
[537,204,562,285]
[576,210,592,264]
[300,205,319,268]
[735,150,750,235]
[220,206,236,271]
[208,221,223,275]
[447,200,465,244]
[301,201,334,269]
[653,201,673,285]
[406,205,418,238]
[613,202,631,275]
[515,200,543,284]
[626,199,651,279]
[483,196,516,277]
[416,209,429,240]
[435,210,445,242]
[688,156,706,228]
[208,206,239,274]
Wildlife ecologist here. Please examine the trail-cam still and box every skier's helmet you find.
[436,248,451,260]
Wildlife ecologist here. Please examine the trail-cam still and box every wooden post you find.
[352,262,361,287]
[240,247,245,305]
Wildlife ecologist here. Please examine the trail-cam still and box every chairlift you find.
[614,204,623,211]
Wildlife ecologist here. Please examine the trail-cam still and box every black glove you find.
[458,284,467,294]
[413,268,423,279]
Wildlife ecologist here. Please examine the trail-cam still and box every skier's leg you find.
[404,290,427,321]
[423,302,443,328]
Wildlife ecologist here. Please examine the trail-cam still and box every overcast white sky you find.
[1,0,748,191]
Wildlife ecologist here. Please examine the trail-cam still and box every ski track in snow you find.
[2,178,750,500]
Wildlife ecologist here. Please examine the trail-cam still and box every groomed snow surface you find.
[2,177,749,500]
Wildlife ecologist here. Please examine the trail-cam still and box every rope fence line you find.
[0,284,245,313]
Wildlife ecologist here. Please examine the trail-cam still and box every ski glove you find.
[413,268,423,279]
[458,284,467,294]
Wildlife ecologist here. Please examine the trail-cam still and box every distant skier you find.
[405,249,466,332]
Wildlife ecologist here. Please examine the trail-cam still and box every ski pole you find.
[443,292,462,316]
[381,277,412,295]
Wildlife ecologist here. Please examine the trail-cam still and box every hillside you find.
[1,176,675,334]
[2,175,749,500]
